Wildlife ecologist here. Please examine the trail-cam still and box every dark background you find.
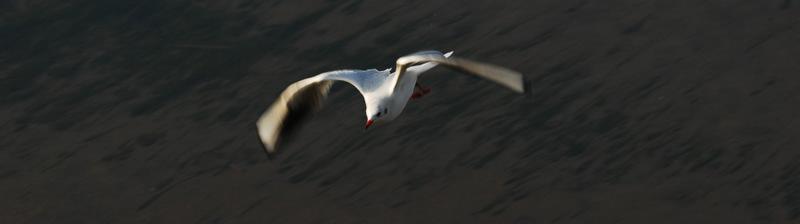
[2,0,799,223]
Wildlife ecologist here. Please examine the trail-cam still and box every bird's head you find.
[365,102,390,129]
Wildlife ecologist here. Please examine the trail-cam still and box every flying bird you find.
[256,50,525,154]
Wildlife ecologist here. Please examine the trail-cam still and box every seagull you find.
[256,50,526,154]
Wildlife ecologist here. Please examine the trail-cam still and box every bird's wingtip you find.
[511,75,527,94]
[522,77,533,97]
[258,136,275,152]
[262,142,281,158]
[264,149,276,160]
[444,51,454,57]
[513,84,525,93]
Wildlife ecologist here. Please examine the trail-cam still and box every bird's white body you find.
[351,68,410,121]
[367,53,447,121]
[257,50,525,153]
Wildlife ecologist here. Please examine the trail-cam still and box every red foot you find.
[420,87,431,94]
[410,87,431,100]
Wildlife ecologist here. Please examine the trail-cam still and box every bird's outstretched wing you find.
[256,70,380,154]
[393,51,525,93]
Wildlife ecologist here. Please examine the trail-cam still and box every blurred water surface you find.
[1,0,800,223]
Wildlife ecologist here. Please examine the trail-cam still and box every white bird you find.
[256,50,526,154]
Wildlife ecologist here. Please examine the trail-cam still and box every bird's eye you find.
[376,112,382,117]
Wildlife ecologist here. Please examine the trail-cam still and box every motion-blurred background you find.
[2,0,799,223]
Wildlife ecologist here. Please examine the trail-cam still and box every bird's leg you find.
[410,82,432,100]
[417,83,431,94]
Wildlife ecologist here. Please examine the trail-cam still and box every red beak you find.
[365,119,374,129]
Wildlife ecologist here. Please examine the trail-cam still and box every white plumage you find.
[256,50,525,154]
